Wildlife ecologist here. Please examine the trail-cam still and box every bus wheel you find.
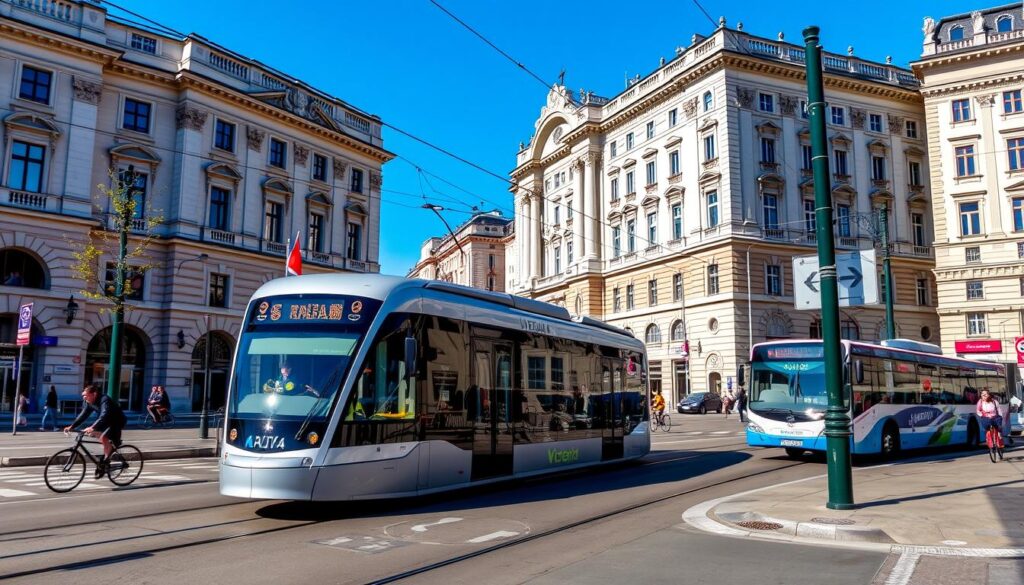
[784,447,804,459]
[881,423,900,458]
[966,419,980,449]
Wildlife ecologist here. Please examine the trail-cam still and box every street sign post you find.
[792,249,879,310]
[13,303,32,436]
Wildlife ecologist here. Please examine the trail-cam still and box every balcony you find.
[263,240,287,255]
[668,173,682,185]
[206,228,236,245]
[345,258,369,272]
[645,183,658,194]
[3,187,62,213]
[309,250,331,265]
[833,173,851,184]
[759,161,779,173]
[624,192,637,202]
[762,227,785,240]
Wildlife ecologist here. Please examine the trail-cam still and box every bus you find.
[745,339,1009,458]
[220,274,650,501]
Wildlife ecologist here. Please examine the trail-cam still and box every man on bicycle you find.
[64,384,127,478]
[651,389,666,424]
[976,388,1004,454]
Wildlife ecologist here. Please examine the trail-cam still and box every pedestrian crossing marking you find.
[0,488,35,497]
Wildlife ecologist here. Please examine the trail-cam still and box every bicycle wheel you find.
[141,414,153,429]
[44,449,85,493]
[107,444,144,486]
[663,415,672,432]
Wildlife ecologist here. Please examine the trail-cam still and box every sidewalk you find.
[685,447,1024,551]
[0,414,220,467]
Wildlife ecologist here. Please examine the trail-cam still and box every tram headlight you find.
[747,422,765,434]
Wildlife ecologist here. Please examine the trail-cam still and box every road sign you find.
[34,336,58,347]
[1015,336,1024,365]
[16,303,32,346]
[792,250,879,310]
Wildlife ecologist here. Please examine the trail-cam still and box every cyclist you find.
[976,388,1004,457]
[64,384,127,478]
[651,389,666,425]
[146,385,170,424]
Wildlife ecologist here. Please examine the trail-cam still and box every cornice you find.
[920,70,1024,99]
[913,41,1024,75]
[0,20,122,64]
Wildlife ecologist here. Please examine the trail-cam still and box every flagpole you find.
[285,235,290,277]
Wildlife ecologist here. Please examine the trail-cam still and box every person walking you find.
[736,386,748,423]
[40,385,59,431]
[16,392,29,427]
[722,390,734,419]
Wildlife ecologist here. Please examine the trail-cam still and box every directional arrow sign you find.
[792,250,878,310]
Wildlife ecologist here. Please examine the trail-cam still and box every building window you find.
[912,213,925,246]
[626,132,634,150]
[871,156,886,180]
[269,138,286,168]
[967,312,987,336]
[1005,90,1023,114]
[671,320,685,341]
[312,154,327,181]
[959,202,981,236]
[610,141,617,158]
[646,121,655,140]
[949,25,964,41]
[122,98,151,133]
[673,273,682,302]
[648,279,658,306]
[127,172,147,219]
[308,212,324,252]
[1008,138,1024,171]
[955,145,976,177]
[671,203,682,240]
[626,284,635,310]
[804,200,816,233]
[553,173,561,189]
[646,161,657,186]
[627,219,636,253]
[703,134,716,160]
[647,212,657,245]
[703,91,713,112]
[19,65,52,104]
[208,186,230,231]
[669,150,680,176]
[706,190,719,228]
[263,201,283,243]
[905,120,918,139]
[130,33,157,54]
[707,265,719,295]
[7,141,46,193]
[916,278,928,306]
[351,168,364,193]
[1020,277,1024,296]
[626,171,635,194]
[526,356,545,390]
[966,280,984,300]
[645,324,661,344]
[830,106,845,125]
[800,99,809,119]
[668,108,678,127]
[965,246,981,263]
[567,242,574,265]
[208,273,228,308]
[869,113,883,132]
[1014,198,1024,232]
[758,93,774,112]
[487,276,495,291]
[488,254,495,270]
[214,119,235,152]
[553,246,561,273]
[801,144,813,171]
[105,263,144,301]
[613,287,621,312]
[765,264,782,296]
[833,149,849,175]
[952,98,971,122]
[762,194,779,231]
[908,161,923,186]
[612,226,621,257]
[347,222,362,260]
[997,15,1013,33]
[554,205,560,225]
[760,137,776,164]
[837,204,851,237]
[840,319,860,340]
[610,178,619,201]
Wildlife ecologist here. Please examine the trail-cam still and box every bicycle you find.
[139,409,175,429]
[650,411,672,432]
[43,431,144,493]
[985,417,1005,463]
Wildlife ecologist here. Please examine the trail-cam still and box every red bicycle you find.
[985,416,1005,463]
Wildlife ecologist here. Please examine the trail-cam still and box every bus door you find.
[600,358,624,460]
[470,339,514,480]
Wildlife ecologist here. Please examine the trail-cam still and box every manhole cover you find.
[810,517,856,525]
[736,520,783,531]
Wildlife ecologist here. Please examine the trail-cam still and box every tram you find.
[220,274,650,500]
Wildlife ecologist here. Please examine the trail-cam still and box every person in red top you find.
[976,389,1004,449]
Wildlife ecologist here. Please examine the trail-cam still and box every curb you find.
[714,510,895,544]
[0,447,218,467]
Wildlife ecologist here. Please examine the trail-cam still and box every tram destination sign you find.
[792,250,878,310]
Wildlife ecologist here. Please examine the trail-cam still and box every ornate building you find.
[913,5,1024,382]
[0,0,390,413]
[408,210,513,291]
[510,21,939,405]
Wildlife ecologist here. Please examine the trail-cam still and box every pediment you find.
[698,117,718,132]
[665,185,684,200]
[832,184,856,197]
[205,161,241,182]
[622,158,637,168]
[642,148,658,159]
[263,176,293,194]
[306,191,331,205]
[345,201,367,216]
[607,210,622,221]
[830,132,852,144]
[757,172,785,185]
[607,166,621,176]
[110,143,161,164]
[756,120,781,135]
[867,139,889,152]
[1006,179,1024,192]
[663,134,682,147]
[641,195,659,207]
[4,112,61,136]
[621,203,638,214]
[904,145,925,157]
[698,170,721,185]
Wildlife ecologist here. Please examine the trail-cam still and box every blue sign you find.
[34,336,58,347]
[727,376,733,390]
[16,302,32,346]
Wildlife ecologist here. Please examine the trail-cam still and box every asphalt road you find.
[0,415,928,584]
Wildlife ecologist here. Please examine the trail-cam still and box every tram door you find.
[470,340,514,481]
[600,358,624,460]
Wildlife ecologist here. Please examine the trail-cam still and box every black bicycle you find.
[44,432,144,493]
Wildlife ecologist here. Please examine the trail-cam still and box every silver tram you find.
[220,274,651,500]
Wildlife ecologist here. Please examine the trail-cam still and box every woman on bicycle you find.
[976,389,1004,454]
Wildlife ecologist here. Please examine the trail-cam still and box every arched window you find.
[809,319,822,339]
[997,15,1012,33]
[670,320,685,341]
[840,318,860,340]
[0,248,47,289]
[949,25,964,41]
[645,324,662,344]
[703,91,713,112]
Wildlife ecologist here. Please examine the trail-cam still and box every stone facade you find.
[408,211,513,292]
[0,0,391,413]
[914,4,1024,380]
[511,24,939,406]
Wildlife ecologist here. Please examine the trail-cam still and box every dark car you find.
[677,392,723,415]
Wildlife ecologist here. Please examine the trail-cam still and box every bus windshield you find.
[750,344,831,416]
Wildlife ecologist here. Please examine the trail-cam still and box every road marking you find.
[5,477,42,483]
[0,488,35,497]
[885,552,920,585]
[466,531,519,543]
[711,430,734,435]
[411,517,462,532]
[320,537,354,546]
[139,474,188,481]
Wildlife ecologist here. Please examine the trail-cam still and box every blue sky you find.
[114,0,984,275]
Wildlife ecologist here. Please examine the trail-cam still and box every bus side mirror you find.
[404,335,418,377]
[854,360,864,384]
[737,365,746,387]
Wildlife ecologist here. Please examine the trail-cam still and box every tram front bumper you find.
[219,454,319,500]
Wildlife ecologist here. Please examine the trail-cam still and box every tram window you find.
[345,325,416,421]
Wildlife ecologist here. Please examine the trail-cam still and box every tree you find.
[70,167,163,400]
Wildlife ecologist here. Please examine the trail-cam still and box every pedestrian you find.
[736,386,748,423]
[16,392,29,427]
[722,390,733,419]
[40,385,59,431]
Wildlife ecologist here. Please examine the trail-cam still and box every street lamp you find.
[63,295,79,325]
[174,252,210,438]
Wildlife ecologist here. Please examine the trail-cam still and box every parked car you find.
[677,392,723,415]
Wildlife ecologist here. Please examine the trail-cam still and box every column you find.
[529,194,541,281]
[573,158,585,264]
[583,153,598,260]
[63,77,103,217]
[977,94,1003,236]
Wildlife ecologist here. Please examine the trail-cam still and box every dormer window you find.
[130,33,157,54]
[949,25,964,41]
[997,16,1012,33]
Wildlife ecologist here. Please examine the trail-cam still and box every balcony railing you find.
[309,251,330,265]
[13,0,76,23]
[5,188,56,211]
[345,258,368,272]
[263,240,287,255]
[208,228,236,245]
[763,227,785,240]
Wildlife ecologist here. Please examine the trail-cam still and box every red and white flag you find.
[286,232,302,276]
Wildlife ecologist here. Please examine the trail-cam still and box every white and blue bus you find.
[745,339,1009,458]
[220,274,650,501]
